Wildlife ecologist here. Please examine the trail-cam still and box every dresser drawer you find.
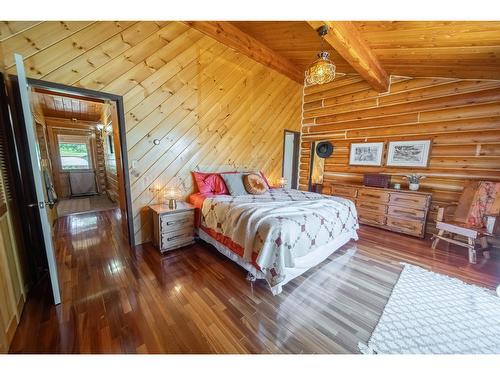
[160,211,194,233]
[331,185,358,198]
[387,205,425,220]
[386,217,423,236]
[358,209,386,226]
[357,201,387,214]
[358,189,390,203]
[160,228,194,251]
[389,192,429,209]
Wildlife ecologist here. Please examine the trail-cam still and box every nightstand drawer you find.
[160,212,194,233]
[160,228,194,251]
[150,202,195,253]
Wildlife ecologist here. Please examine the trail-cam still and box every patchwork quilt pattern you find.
[201,188,359,286]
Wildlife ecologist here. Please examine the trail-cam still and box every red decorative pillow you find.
[192,172,228,194]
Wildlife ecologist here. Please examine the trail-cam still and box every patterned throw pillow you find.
[243,173,269,195]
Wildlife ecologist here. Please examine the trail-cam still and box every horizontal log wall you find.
[0,21,302,244]
[300,75,500,234]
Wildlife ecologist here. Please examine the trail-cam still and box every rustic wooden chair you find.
[431,181,500,264]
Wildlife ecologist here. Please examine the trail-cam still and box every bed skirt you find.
[197,228,358,295]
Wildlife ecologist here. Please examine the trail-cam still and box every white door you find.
[14,54,61,304]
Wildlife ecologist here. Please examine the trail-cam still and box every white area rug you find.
[359,263,500,354]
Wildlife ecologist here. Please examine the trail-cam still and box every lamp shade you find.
[165,186,181,199]
[277,177,288,188]
[305,52,336,86]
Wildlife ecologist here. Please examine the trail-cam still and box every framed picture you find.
[349,142,384,166]
[386,140,431,168]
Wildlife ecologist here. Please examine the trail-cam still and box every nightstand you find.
[150,202,195,253]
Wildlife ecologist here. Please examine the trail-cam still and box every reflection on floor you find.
[9,209,500,354]
[56,194,118,217]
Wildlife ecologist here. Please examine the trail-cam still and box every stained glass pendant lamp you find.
[305,25,336,86]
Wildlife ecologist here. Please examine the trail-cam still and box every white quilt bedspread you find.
[201,188,358,287]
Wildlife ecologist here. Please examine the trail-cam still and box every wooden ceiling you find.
[32,89,105,122]
[231,21,500,82]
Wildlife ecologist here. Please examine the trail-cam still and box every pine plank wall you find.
[0,21,303,244]
[300,75,500,234]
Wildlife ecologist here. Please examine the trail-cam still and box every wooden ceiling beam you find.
[184,21,304,84]
[308,21,390,92]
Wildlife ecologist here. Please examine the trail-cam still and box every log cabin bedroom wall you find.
[0,21,303,244]
[299,74,500,234]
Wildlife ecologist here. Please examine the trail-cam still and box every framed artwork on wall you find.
[386,140,431,168]
[349,142,384,166]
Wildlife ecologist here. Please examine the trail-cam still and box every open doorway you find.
[282,130,300,189]
[30,88,120,219]
[5,74,134,254]
[1,57,134,306]
[24,81,133,246]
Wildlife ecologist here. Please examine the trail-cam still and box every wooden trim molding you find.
[184,21,304,84]
[307,21,390,92]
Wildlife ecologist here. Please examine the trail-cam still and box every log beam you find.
[184,21,304,84]
[308,21,390,92]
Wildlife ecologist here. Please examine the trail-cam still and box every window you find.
[58,134,92,170]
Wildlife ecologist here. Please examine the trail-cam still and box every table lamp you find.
[165,186,181,209]
[277,177,288,188]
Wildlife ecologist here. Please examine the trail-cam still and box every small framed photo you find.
[349,142,384,166]
[386,140,431,168]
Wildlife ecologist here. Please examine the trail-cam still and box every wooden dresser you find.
[330,184,432,238]
[150,202,195,253]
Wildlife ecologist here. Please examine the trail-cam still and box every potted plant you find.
[403,174,426,191]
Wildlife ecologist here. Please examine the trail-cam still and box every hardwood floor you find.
[9,209,500,353]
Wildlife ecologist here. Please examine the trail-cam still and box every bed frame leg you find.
[246,272,256,282]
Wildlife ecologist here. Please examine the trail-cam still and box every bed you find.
[189,188,359,295]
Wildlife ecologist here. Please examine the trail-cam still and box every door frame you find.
[23,78,135,247]
[281,129,300,189]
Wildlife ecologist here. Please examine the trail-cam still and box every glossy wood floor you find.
[9,209,500,353]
